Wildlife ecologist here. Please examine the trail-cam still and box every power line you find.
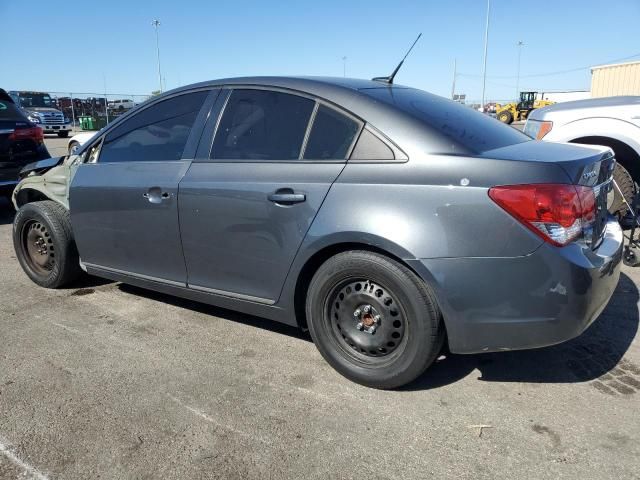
[459,51,640,79]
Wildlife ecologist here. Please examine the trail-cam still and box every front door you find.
[69,90,211,284]
[179,88,362,302]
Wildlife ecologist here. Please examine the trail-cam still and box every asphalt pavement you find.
[0,135,639,479]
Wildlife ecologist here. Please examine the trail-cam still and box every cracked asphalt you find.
[1,137,639,479]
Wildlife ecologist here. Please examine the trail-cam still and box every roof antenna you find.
[372,33,422,84]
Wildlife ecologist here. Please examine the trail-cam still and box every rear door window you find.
[211,89,314,160]
[303,105,360,160]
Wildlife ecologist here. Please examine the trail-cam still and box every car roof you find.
[164,76,413,109]
[537,95,640,113]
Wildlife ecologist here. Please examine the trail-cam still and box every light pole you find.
[342,56,347,77]
[152,19,163,93]
[451,58,457,100]
[515,40,524,100]
[480,0,490,112]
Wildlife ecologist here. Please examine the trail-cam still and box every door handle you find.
[143,187,171,204]
[268,189,306,205]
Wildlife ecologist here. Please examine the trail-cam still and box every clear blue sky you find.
[2,0,639,102]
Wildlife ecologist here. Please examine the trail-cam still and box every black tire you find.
[68,141,80,156]
[13,200,81,288]
[57,131,69,138]
[610,162,636,218]
[305,251,444,389]
[498,110,513,124]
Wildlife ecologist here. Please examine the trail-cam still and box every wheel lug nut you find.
[367,326,377,334]
[363,305,371,313]
[373,315,381,324]
[356,322,364,330]
[353,309,361,317]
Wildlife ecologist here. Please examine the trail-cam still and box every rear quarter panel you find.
[298,154,575,262]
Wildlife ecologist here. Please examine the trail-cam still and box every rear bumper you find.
[408,218,623,354]
[0,179,18,193]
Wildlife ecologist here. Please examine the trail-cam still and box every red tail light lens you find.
[489,184,596,247]
[9,126,44,143]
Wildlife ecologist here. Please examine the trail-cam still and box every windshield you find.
[361,87,530,154]
[18,92,54,108]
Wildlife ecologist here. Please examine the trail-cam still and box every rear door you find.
[69,89,215,284]
[179,88,362,303]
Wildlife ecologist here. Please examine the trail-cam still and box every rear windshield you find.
[360,87,530,154]
[0,100,26,120]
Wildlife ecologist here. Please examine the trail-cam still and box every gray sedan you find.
[11,77,623,388]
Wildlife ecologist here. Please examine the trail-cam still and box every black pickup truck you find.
[0,89,50,197]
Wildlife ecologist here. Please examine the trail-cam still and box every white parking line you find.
[51,322,82,335]
[166,394,272,446]
[0,437,49,480]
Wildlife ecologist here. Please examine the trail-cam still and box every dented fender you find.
[12,156,80,210]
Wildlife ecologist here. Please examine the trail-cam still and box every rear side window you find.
[99,90,208,163]
[303,105,360,160]
[211,89,314,160]
[350,128,395,160]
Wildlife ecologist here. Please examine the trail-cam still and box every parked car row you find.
[9,77,623,389]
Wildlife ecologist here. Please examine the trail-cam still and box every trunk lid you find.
[483,140,615,249]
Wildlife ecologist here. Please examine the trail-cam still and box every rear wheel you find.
[13,200,81,288]
[610,162,636,218]
[498,110,513,124]
[306,251,444,389]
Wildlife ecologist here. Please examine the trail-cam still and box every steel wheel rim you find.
[21,220,55,275]
[325,278,407,363]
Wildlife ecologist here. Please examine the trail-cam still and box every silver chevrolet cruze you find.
[11,77,623,388]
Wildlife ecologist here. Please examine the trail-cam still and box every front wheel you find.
[13,200,82,288]
[498,110,513,124]
[306,251,444,389]
[68,141,80,156]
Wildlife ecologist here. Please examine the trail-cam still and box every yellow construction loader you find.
[496,92,554,124]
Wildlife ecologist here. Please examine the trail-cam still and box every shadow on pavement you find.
[0,197,15,225]
[406,272,640,391]
[118,283,311,342]
[118,271,639,393]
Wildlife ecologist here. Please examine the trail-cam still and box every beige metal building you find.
[591,60,640,97]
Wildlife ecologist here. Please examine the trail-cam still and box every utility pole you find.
[451,58,457,99]
[516,40,524,100]
[103,74,109,124]
[342,56,347,77]
[152,19,163,93]
[69,93,75,129]
[480,0,490,112]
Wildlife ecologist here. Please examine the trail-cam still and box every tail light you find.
[9,126,44,144]
[489,183,596,247]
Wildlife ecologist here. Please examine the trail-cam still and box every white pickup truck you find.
[525,96,640,221]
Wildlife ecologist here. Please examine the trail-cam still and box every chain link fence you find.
[46,91,152,130]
